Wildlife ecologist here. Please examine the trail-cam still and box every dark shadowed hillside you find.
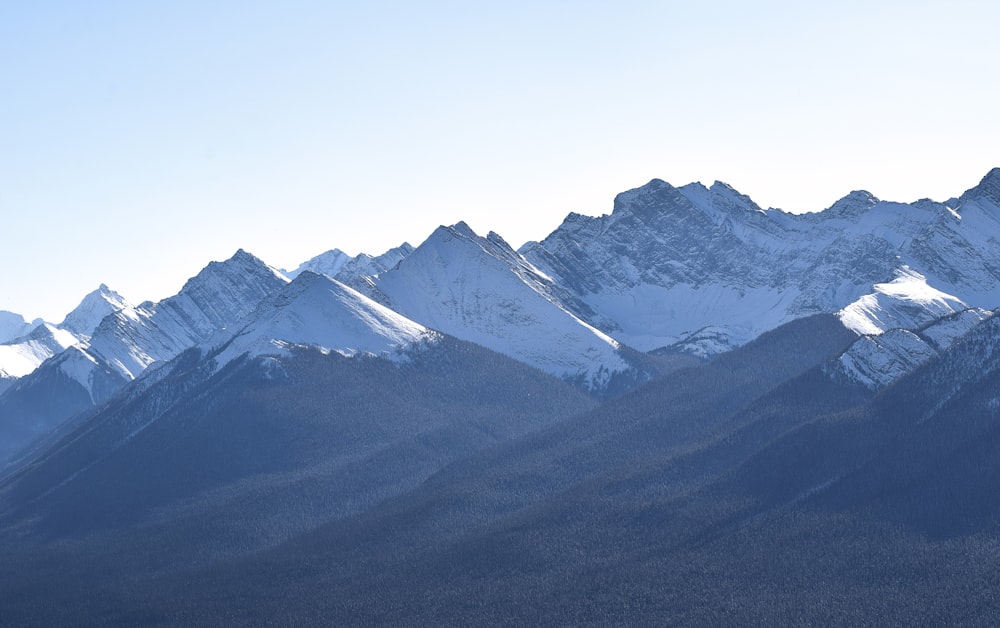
[0,336,595,626]
[0,314,871,626]
[138,313,1000,627]
[5,309,1000,625]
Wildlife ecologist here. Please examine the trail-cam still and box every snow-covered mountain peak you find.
[559,211,599,227]
[412,224,466,251]
[283,248,351,279]
[415,224,454,249]
[959,167,1000,208]
[210,271,437,369]
[707,180,766,214]
[418,223,519,263]
[0,311,34,344]
[226,248,286,277]
[331,243,414,291]
[522,168,1000,357]
[400,224,491,273]
[80,249,291,382]
[826,190,880,217]
[165,249,290,329]
[59,284,131,337]
[419,225,569,304]
[374,222,642,393]
[186,249,289,292]
[448,221,479,239]
[611,178,688,216]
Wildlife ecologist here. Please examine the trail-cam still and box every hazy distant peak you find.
[59,284,131,337]
[0,311,32,344]
[283,248,352,279]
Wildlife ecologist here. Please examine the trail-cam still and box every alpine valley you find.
[3,170,1000,625]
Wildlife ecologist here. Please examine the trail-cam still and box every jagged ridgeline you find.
[2,169,1000,624]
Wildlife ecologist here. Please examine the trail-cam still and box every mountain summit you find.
[958,166,1000,207]
[521,170,1000,355]
[0,250,290,466]
[85,248,289,381]
[58,284,131,338]
[372,222,650,393]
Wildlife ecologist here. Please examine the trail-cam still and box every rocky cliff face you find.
[520,169,1000,355]
[0,250,291,465]
[85,249,289,381]
[372,222,650,393]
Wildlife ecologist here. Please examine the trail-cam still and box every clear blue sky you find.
[3,1,999,321]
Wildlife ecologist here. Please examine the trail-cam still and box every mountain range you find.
[2,169,1000,624]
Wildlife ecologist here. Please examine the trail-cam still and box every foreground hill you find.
[108,312,1000,625]
[0,280,596,625]
[0,314,859,624]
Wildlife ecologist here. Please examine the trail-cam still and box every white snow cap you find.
[374,222,633,391]
[210,271,438,368]
[59,284,132,338]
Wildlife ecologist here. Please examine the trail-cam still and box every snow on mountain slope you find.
[0,285,130,385]
[285,245,415,283]
[51,346,112,399]
[59,284,132,338]
[209,271,437,369]
[876,311,1000,418]
[919,307,993,350]
[373,223,639,392]
[84,249,290,381]
[520,179,837,351]
[836,330,938,391]
[333,243,414,289]
[0,323,80,379]
[521,168,1000,355]
[0,250,291,460]
[0,311,37,344]
[283,249,351,279]
[0,343,131,467]
[837,268,967,336]
[284,244,415,297]
[832,308,993,390]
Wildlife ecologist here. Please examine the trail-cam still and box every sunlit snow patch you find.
[834,308,994,390]
[837,267,967,336]
[0,324,81,378]
[209,272,438,371]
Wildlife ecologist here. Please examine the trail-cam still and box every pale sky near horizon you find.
[3,1,999,321]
